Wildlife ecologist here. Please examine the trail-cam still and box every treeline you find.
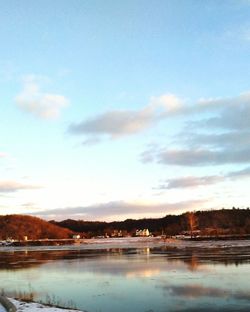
[0,215,73,240]
[1,209,249,241]
[51,208,250,237]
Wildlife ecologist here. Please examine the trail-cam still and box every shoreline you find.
[2,234,250,245]
[0,234,249,248]
[0,237,250,253]
[8,298,83,312]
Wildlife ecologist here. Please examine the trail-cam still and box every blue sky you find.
[1,0,250,221]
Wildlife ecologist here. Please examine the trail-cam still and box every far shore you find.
[0,236,250,252]
[1,234,250,247]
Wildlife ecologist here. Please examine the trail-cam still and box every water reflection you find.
[0,246,250,311]
[1,246,250,271]
[161,284,250,301]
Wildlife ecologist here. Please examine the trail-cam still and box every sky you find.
[1,0,250,221]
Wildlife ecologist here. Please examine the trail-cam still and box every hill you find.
[0,215,73,240]
[51,208,250,237]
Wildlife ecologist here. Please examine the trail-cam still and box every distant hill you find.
[2,209,249,241]
[0,215,73,240]
[51,208,250,237]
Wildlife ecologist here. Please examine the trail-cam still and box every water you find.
[0,241,250,312]
[0,305,5,312]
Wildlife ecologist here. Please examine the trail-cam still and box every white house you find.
[135,229,150,237]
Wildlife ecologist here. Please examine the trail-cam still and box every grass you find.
[1,288,79,310]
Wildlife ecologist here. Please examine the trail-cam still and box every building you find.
[135,229,150,237]
[111,230,123,237]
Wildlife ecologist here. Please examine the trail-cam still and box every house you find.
[72,234,81,239]
[136,229,150,237]
[111,230,123,237]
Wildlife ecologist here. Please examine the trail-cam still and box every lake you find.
[0,239,250,312]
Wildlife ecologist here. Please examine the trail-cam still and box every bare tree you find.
[187,211,198,238]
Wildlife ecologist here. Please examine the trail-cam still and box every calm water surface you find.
[0,242,250,312]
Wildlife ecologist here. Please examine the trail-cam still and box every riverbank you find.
[1,236,250,252]
[9,298,83,312]
[1,234,250,248]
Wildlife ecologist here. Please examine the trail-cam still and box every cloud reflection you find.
[162,284,250,301]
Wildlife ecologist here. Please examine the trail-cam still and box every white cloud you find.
[68,94,183,142]
[0,180,41,193]
[69,91,250,145]
[15,75,69,119]
[142,91,250,167]
[149,94,183,113]
[69,109,154,137]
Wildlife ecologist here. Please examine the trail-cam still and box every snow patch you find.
[0,304,6,312]
[9,298,83,312]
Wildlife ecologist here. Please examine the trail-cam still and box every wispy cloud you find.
[68,94,183,143]
[156,176,224,190]
[142,147,250,167]
[15,75,69,119]
[69,90,250,152]
[31,199,206,220]
[142,92,250,167]
[155,166,250,190]
[0,152,7,158]
[178,131,250,150]
[21,202,39,210]
[196,92,250,131]
[0,181,41,193]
